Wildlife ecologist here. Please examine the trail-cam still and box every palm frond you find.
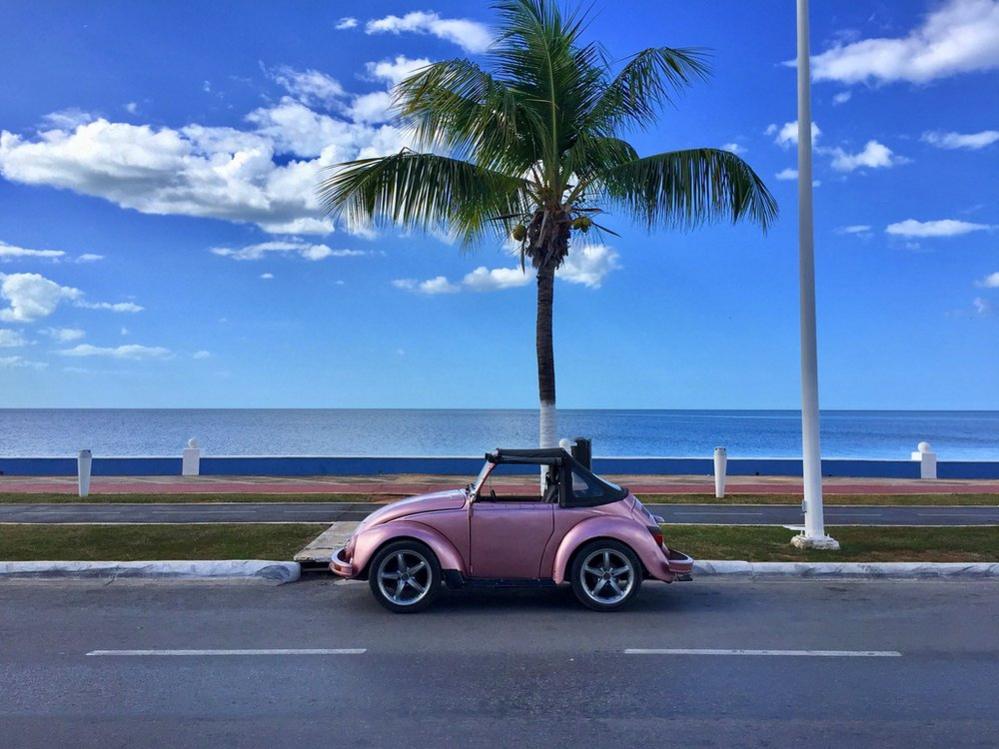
[394,59,542,174]
[599,148,778,231]
[587,47,710,131]
[318,150,532,244]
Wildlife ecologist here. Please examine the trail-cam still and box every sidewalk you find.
[2,473,998,496]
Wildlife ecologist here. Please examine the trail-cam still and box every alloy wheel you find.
[579,548,635,605]
[376,549,432,607]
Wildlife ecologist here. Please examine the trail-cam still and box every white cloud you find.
[0,272,142,322]
[75,300,143,313]
[125,101,139,115]
[828,140,905,172]
[366,55,432,85]
[58,343,171,360]
[767,120,821,147]
[0,240,65,261]
[0,354,46,370]
[365,11,493,53]
[922,129,999,150]
[776,168,798,181]
[41,108,96,129]
[345,57,433,125]
[557,244,621,288]
[721,142,745,155]
[1,95,413,237]
[396,244,621,295]
[268,66,345,109]
[392,276,460,294]
[977,271,999,288]
[210,240,368,261]
[886,219,992,237]
[0,272,81,322]
[418,276,461,295]
[0,328,27,347]
[260,272,274,280]
[832,91,852,105]
[808,0,999,85]
[462,266,532,292]
[41,327,85,342]
[192,350,211,359]
[335,17,358,30]
[349,91,396,124]
[973,296,992,315]
[837,224,873,236]
[0,241,105,264]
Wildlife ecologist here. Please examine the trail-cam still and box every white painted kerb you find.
[0,560,300,582]
[693,561,999,578]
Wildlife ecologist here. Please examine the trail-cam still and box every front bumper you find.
[329,547,356,578]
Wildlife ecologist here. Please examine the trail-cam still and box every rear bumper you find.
[667,548,694,575]
[329,547,356,578]
[648,547,693,582]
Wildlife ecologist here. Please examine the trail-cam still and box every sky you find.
[0,0,997,409]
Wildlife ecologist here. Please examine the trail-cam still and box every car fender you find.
[352,519,467,578]
[551,516,672,584]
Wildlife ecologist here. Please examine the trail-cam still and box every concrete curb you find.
[0,560,301,583]
[694,561,999,579]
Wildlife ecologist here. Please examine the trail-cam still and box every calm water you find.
[0,409,997,460]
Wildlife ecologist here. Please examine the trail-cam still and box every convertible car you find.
[330,448,693,612]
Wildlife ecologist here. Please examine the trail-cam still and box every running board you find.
[443,571,557,590]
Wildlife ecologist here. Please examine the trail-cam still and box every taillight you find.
[646,525,664,546]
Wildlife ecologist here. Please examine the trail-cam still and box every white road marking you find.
[625,648,901,657]
[671,511,764,516]
[828,512,884,516]
[86,648,366,656]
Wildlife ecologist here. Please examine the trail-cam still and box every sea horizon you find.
[2,408,996,460]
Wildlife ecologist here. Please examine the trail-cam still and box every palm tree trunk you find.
[536,263,557,449]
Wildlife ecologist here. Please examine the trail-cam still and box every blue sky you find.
[0,0,997,409]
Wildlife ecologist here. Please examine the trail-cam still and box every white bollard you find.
[713,447,727,499]
[910,441,937,480]
[77,449,92,498]
[182,438,201,477]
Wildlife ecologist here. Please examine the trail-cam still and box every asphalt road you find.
[1,577,997,747]
[1,501,998,525]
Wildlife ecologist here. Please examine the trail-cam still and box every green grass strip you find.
[0,523,995,563]
[0,523,327,561]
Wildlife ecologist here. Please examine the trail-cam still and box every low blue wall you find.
[1,455,998,479]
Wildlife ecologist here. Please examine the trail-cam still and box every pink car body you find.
[331,448,693,610]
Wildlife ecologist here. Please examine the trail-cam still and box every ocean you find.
[0,409,997,460]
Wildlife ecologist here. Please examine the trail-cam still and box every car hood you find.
[356,489,467,533]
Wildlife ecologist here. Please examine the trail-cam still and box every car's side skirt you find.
[443,570,558,590]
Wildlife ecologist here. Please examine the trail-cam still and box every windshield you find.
[470,461,495,495]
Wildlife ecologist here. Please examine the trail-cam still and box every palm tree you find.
[319,0,777,449]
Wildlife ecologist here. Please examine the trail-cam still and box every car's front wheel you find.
[570,540,642,611]
[368,540,441,613]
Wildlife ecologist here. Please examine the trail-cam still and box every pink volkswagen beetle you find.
[330,448,693,612]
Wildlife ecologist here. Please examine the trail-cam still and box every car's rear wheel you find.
[368,540,441,613]
[570,540,641,611]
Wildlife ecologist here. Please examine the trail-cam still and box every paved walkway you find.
[2,474,998,495]
[3,502,997,526]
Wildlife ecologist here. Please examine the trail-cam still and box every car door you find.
[468,499,555,579]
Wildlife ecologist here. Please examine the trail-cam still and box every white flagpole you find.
[792,0,838,550]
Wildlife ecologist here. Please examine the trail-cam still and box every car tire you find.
[367,540,441,614]
[570,539,642,612]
